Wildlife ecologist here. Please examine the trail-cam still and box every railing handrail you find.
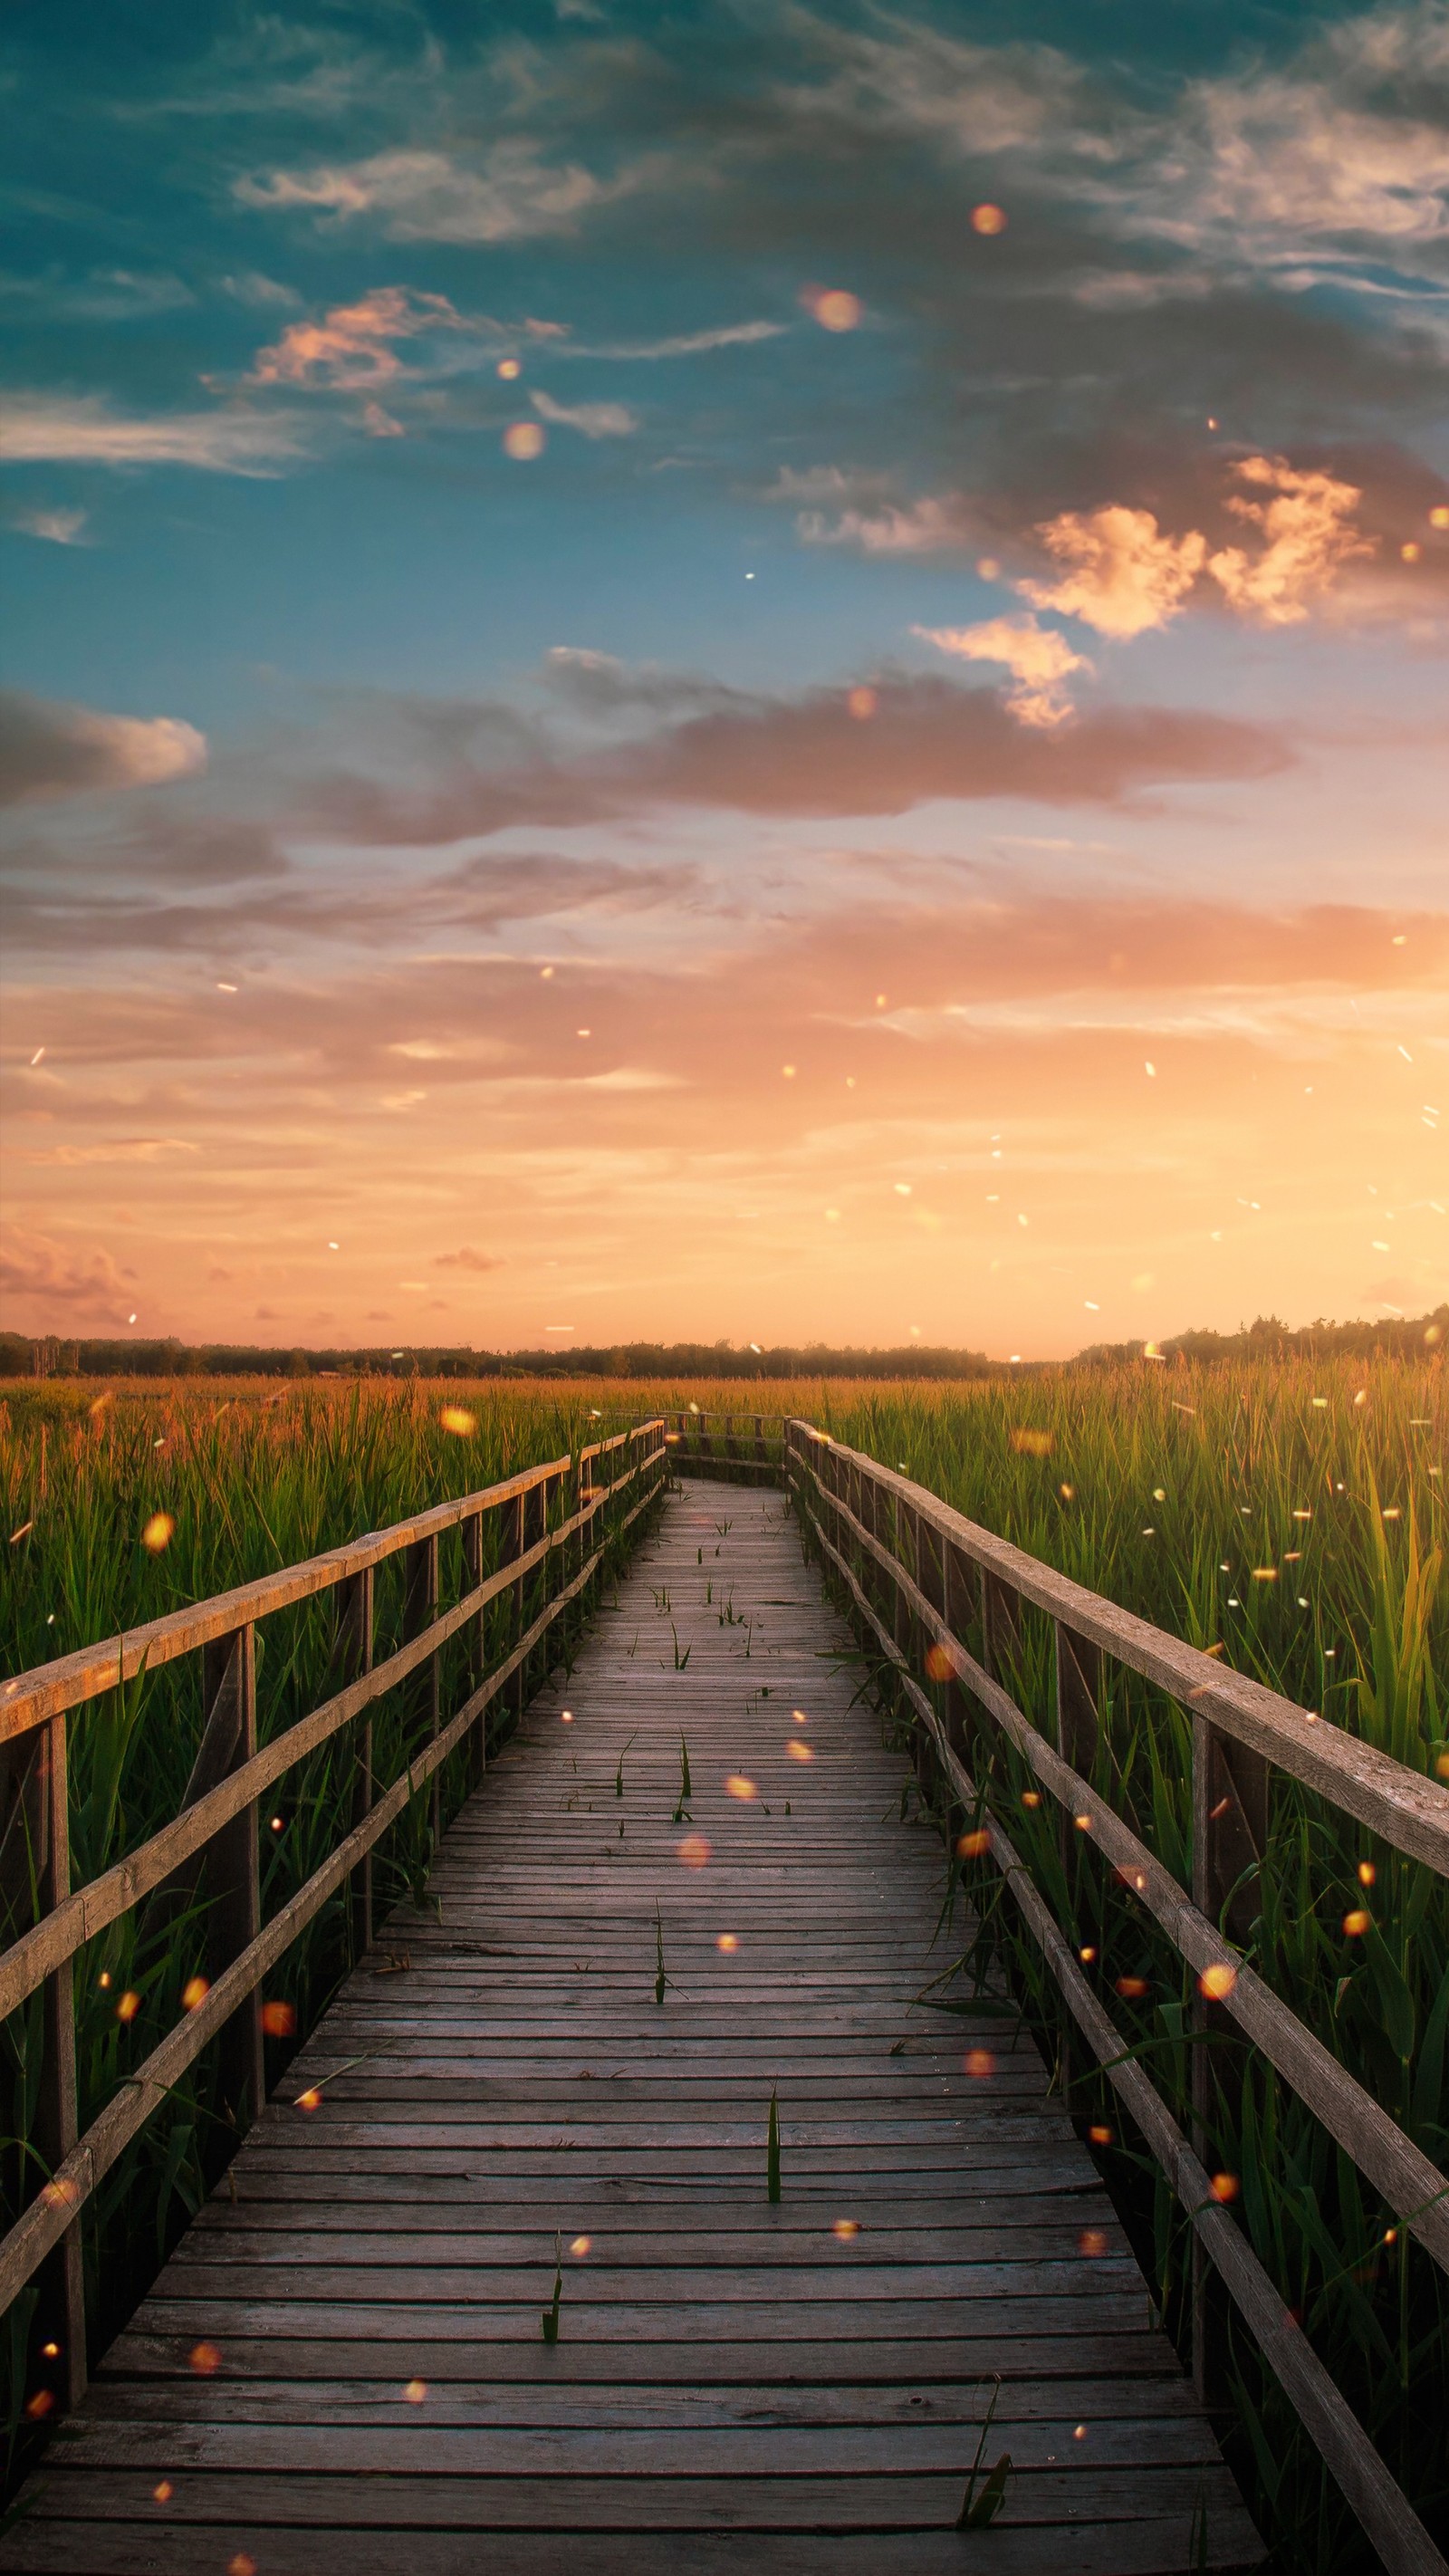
[784,1418,1448,2576]
[789,1424,1449,1876]
[0,1418,669,2418]
[2,1427,652,1741]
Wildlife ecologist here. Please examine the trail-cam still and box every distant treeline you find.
[0,1335,997,1382]
[1078,1308,1446,1365]
[2,1308,1444,1381]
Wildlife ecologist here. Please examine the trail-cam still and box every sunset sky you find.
[2,1,1446,1358]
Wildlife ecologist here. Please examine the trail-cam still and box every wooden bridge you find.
[2,1418,1445,2573]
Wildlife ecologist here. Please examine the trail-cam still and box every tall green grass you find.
[0,1377,657,2481]
[2,1360,1444,2569]
[792,1357,1446,2574]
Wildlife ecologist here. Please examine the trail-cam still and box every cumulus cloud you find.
[0,393,312,474]
[236,142,638,242]
[1019,506,1209,639]
[0,692,206,804]
[1206,456,1376,623]
[529,389,638,438]
[913,616,1091,726]
[1008,459,1380,635]
[434,1246,504,1271]
[251,284,469,389]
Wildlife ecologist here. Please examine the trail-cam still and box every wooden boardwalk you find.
[4,1480,1261,2575]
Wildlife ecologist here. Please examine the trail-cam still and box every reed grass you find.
[786,1355,1446,2575]
[2,1358,1444,2566]
[0,1376,656,2479]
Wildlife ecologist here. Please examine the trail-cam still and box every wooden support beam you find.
[198,1627,264,2146]
[942,1541,974,1772]
[403,1534,441,1855]
[1192,1710,1271,2410]
[979,1567,1019,1682]
[30,1713,87,2417]
[1054,1620,1102,2109]
[335,1569,374,1960]
[460,1514,486,1793]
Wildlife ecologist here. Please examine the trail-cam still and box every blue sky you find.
[2,1,1446,1351]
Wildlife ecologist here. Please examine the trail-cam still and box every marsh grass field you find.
[2,1360,1446,2569]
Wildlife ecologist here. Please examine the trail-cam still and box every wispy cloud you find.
[0,268,195,322]
[236,142,645,243]
[563,321,786,360]
[530,388,638,438]
[797,495,975,555]
[9,505,89,545]
[250,285,470,389]
[0,393,313,474]
[219,271,303,310]
[15,1138,200,1168]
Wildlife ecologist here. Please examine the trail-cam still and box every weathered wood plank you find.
[0,1480,1262,2573]
[0,2517,1263,2576]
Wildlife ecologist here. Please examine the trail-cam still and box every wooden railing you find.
[666,1410,787,1482]
[786,1420,1449,2576]
[0,1419,667,2421]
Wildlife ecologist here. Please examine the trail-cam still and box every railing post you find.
[1192,1713,1270,2409]
[573,1453,591,1592]
[336,1568,375,1954]
[403,1535,441,1853]
[519,1480,542,1709]
[904,1504,927,1785]
[754,1413,766,1470]
[1054,1620,1102,2109]
[497,1489,525,1736]
[979,1568,1019,1681]
[861,1465,882,1620]
[890,1496,913,1668]
[1055,1623,1100,1776]
[30,1713,87,2416]
[201,1626,264,2142]
[942,1541,973,1768]
[461,1509,486,1734]
[545,1467,564,1639]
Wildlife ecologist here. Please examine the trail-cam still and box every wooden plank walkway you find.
[3,1480,1262,2575]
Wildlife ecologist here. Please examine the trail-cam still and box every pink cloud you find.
[250,286,467,389]
[0,1226,130,1321]
[912,615,1091,726]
